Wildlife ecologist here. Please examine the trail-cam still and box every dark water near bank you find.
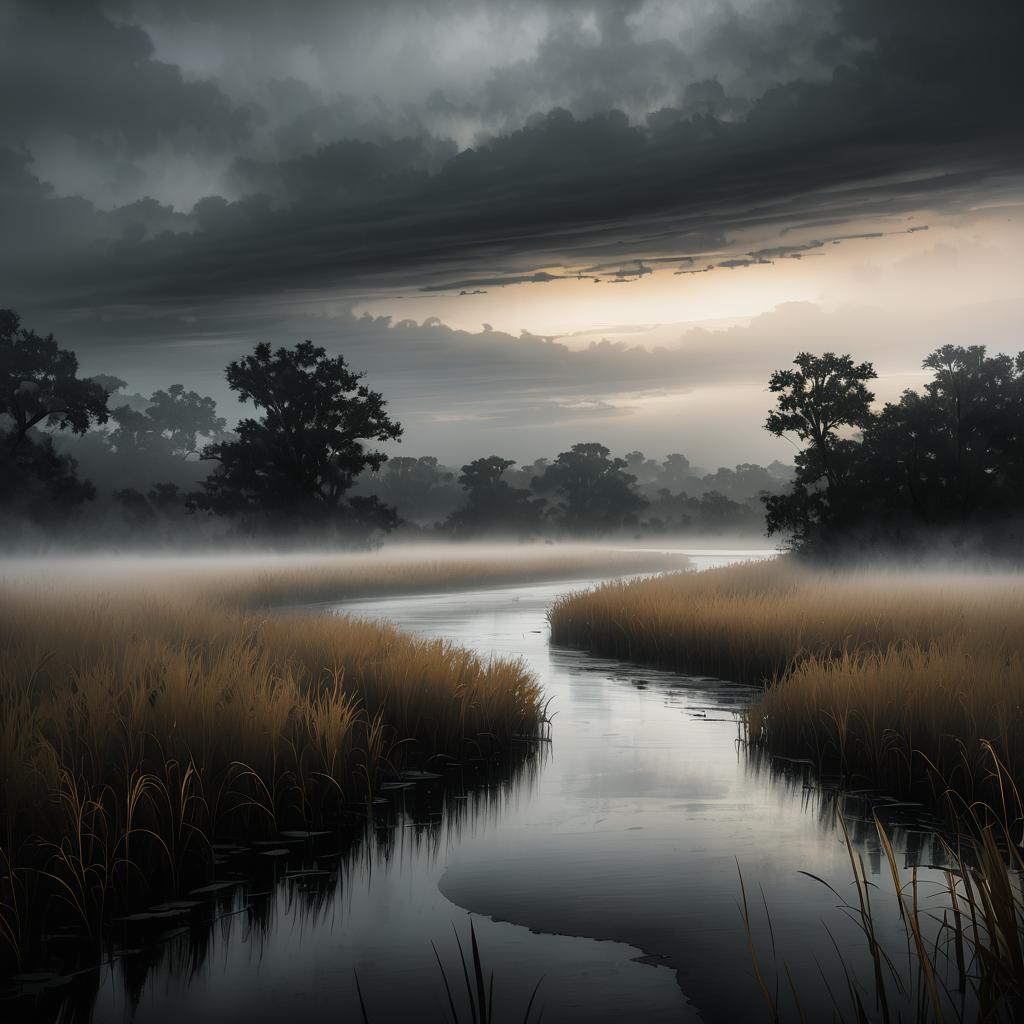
[22,549,951,1023]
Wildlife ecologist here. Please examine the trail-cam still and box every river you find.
[77,549,944,1023]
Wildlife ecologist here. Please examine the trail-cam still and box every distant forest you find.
[8,308,1015,556]
[1,310,786,547]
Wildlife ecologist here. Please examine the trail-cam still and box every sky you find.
[3,0,1023,468]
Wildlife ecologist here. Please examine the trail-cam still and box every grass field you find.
[0,544,676,974]
[549,557,1024,804]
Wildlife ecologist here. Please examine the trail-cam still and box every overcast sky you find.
[4,0,1022,467]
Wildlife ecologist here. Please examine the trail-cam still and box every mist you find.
[4,3,1024,1023]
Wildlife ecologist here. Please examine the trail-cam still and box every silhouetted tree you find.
[857,346,1024,534]
[0,310,116,521]
[764,344,1024,555]
[763,352,876,547]
[623,450,661,485]
[110,384,227,458]
[644,487,762,535]
[193,340,402,536]
[533,442,646,533]
[658,453,694,489]
[446,456,546,536]
[1,309,115,448]
[0,433,95,521]
[357,455,460,525]
[765,351,876,489]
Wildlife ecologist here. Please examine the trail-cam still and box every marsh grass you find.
[742,777,1024,1023]
[550,558,1024,804]
[1,543,649,977]
[553,558,1024,1018]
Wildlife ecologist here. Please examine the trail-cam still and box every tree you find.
[701,463,781,501]
[445,455,546,536]
[762,344,1024,556]
[359,455,459,525]
[110,384,227,458]
[765,352,876,489]
[0,310,114,522]
[193,340,402,535]
[658,453,695,490]
[763,352,876,549]
[855,345,1024,533]
[1,309,113,448]
[0,434,95,521]
[533,442,646,533]
[623,449,661,485]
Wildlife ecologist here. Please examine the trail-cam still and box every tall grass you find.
[2,544,609,977]
[550,558,1024,805]
[743,776,1024,1023]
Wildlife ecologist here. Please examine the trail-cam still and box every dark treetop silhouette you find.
[445,455,546,537]
[1,309,117,519]
[764,345,1024,556]
[191,340,402,535]
[531,442,647,533]
[0,308,783,546]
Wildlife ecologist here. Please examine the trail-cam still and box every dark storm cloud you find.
[422,272,564,292]
[2,0,1022,316]
[0,1,252,157]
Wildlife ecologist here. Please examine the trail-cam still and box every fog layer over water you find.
[68,550,946,1023]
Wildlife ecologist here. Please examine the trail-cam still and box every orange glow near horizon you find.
[351,206,1024,344]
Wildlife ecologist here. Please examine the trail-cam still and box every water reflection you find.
[7,751,551,1024]
[5,556,964,1023]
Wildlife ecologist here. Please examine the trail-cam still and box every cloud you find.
[0,0,253,206]
[422,272,563,292]
[1,0,1020,327]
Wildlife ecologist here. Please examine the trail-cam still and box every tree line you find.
[1,310,781,546]
[11,308,1016,555]
[763,346,1024,556]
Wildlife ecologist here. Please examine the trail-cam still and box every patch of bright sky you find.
[352,207,1024,348]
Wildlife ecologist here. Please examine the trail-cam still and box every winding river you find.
[73,550,946,1023]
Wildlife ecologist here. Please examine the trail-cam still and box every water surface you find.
[45,550,946,1023]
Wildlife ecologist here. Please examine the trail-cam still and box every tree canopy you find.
[764,344,1024,555]
[533,442,646,533]
[1,309,116,520]
[1,309,114,446]
[193,340,402,535]
[446,455,546,536]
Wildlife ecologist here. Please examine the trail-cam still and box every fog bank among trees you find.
[2,309,784,549]
[16,306,1017,558]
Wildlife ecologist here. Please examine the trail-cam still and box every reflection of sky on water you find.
[51,553,954,1023]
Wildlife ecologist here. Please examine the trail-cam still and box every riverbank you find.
[549,557,1024,805]
[550,556,1024,1019]
[3,544,686,980]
